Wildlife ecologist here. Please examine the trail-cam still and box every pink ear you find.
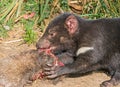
[65,15,78,34]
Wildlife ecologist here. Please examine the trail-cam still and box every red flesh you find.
[32,48,64,80]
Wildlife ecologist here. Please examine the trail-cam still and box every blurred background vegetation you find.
[0,0,120,44]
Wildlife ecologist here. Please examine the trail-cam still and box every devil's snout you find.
[36,39,50,49]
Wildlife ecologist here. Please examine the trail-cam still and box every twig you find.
[57,4,64,13]
[5,2,19,24]
[49,0,59,16]
[4,39,23,44]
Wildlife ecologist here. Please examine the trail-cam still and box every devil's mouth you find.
[37,47,67,55]
[37,48,50,53]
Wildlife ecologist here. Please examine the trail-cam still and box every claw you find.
[44,70,55,75]
[46,74,58,79]
[44,64,56,71]
[44,67,52,71]
[46,63,53,67]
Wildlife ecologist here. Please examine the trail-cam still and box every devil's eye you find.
[48,31,56,39]
[50,32,56,37]
[48,29,57,38]
[50,33,54,36]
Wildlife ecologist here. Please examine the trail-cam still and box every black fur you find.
[36,13,120,87]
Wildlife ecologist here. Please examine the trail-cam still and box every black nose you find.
[36,39,50,49]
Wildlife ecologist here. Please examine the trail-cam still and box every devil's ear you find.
[65,15,78,34]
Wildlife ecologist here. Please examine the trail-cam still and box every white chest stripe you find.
[76,47,94,56]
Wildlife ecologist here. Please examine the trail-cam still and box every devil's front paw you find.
[43,64,65,79]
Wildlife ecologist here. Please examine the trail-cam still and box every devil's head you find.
[36,13,80,54]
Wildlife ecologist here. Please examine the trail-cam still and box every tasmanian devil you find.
[36,13,120,87]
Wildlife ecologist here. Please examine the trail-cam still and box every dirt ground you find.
[0,28,120,87]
